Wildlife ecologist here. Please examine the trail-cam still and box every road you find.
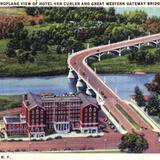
[68,33,160,152]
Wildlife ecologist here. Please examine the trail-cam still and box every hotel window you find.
[36,115,39,119]
[36,109,39,114]
[89,107,92,112]
[31,110,34,116]
[40,119,43,124]
[32,119,34,124]
[84,117,88,122]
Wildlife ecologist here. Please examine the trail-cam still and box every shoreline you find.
[0,71,157,78]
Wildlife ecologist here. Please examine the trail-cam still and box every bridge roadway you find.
[68,33,160,152]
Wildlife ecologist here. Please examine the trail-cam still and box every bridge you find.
[67,34,160,152]
[67,33,160,133]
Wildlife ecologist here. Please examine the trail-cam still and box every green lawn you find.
[128,104,154,129]
[0,39,9,54]
[25,23,61,32]
[115,104,141,130]
[0,8,26,15]
[91,55,160,73]
[8,135,27,138]
[0,95,21,111]
[0,46,68,77]
[103,105,126,131]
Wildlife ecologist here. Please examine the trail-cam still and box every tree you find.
[145,52,155,64]
[119,133,149,153]
[31,41,39,52]
[5,48,16,57]
[154,73,160,84]
[25,8,44,16]
[123,10,148,24]
[7,39,19,50]
[28,54,35,63]
[41,44,48,53]
[107,7,115,16]
[56,45,62,54]
[134,86,145,107]
[17,50,28,64]
[146,94,160,116]
[145,73,160,94]
[20,38,30,51]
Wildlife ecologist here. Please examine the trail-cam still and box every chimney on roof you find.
[26,101,29,106]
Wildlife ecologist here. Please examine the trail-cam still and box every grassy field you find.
[0,8,26,15]
[0,95,21,111]
[0,39,9,54]
[128,104,154,129]
[0,46,68,77]
[115,104,141,130]
[25,23,59,32]
[91,55,160,73]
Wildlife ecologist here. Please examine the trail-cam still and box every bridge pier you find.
[118,50,122,56]
[86,88,93,96]
[76,78,85,88]
[148,40,160,47]
[98,54,101,62]
[147,42,153,47]
[135,44,141,50]
[96,94,104,105]
[108,40,111,45]
[68,69,76,79]
[107,51,111,54]
[126,46,131,50]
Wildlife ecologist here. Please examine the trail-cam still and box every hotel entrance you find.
[54,122,70,134]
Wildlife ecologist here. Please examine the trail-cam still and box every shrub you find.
[46,137,53,141]
[55,136,62,139]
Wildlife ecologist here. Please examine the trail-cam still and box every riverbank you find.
[0,38,159,77]
[0,52,159,77]
[0,47,68,77]
[91,55,160,74]
[0,95,21,111]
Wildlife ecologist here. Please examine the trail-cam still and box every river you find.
[0,74,155,100]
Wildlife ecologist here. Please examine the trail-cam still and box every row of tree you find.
[134,74,160,117]
[6,8,149,64]
[128,46,160,65]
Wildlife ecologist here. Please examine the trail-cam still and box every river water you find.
[0,74,155,100]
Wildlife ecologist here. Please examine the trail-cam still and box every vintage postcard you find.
[0,0,160,159]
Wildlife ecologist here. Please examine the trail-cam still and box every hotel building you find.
[3,92,100,137]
